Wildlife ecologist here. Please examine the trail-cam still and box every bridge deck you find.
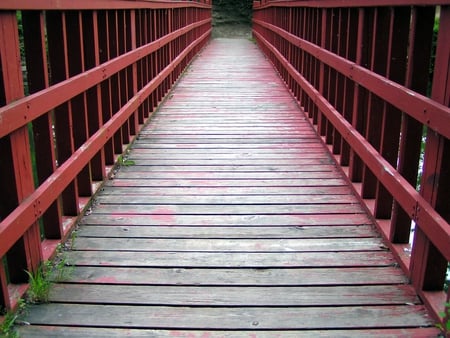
[18,39,438,337]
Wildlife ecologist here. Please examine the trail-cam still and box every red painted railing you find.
[253,0,450,326]
[0,0,211,311]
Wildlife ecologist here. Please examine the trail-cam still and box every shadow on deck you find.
[18,39,439,337]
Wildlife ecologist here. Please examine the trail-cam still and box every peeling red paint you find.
[150,207,176,224]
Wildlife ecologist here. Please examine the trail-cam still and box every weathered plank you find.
[72,237,385,252]
[60,266,409,285]
[95,194,359,204]
[100,186,353,196]
[91,203,365,215]
[79,213,372,226]
[66,250,396,267]
[17,327,443,338]
[76,225,377,238]
[48,284,420,306]
[113,171,341,180]
[22,304,433,329]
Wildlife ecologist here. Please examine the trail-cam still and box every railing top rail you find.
[0,0,211,10]
[254,0,450,7]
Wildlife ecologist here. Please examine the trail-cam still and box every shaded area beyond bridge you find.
[18,38,439,337]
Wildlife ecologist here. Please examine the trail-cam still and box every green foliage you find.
[436,302,450,335]
[0,299,26,338]
[24,262,51,304]
[117,155,135,166]
[212,0,253,25]
[427,15,440,97]
[24,245,73,304]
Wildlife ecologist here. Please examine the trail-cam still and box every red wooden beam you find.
[254,0,450,8]
[0,0,211,10]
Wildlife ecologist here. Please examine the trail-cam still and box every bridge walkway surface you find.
[18,38,439,337]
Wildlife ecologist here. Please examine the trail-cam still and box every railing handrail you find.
[0,0,212,10]
[254,0,449,7]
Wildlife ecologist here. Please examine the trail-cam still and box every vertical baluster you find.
[47,11,79,216]
[374,7,409,220]
[129,10,139,136]
[23,11,63,241]
[390,7,436,244]
[83,11,106,182]
[117,10,130,145]
[66,11,92,199]
[340,9,358,167]
[108,11,123,155]
[97,11,115,165]
[361,8,389,201]
[411,6,450,292]
[318,8,328,137]
[349,8,371,184]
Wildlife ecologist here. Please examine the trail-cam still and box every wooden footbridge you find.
[0,1,449,337]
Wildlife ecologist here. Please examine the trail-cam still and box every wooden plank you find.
[90,204,365,215]
[18,327,442,338]
[95,194,359,204]
[72,237,385,252]
[99,186,354,196]
[128,152,330,159]
[106,178,347,187]
[79,214,372,226]
[66,250,396,267]
[48,284,420,306]
[138,139,320,145]
[21,304,433,329]
[60,266,409,285]
[116,164,338,172]
[76,225,377,238]
[112,171,342,180]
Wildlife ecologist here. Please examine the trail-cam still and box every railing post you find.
[390,7,435,243]
[130,9,140,134]
[22,11,64,241]
[85,10,107,182]
[0,11,42,309]
[349,8,367,183]
[411,6,450,292]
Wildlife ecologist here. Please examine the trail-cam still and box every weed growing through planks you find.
[0,299,26,338]
[49,244,74,283]
[117,154,135,166]
[24,244,74,304]
[436,302,450,337]
[24,262,52,304]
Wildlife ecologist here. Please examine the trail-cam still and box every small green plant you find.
[24,245,73,304]
[436,301,450,336]
[0,299,26,338]
[49,249,74,283]
[24,262,51,304]
[117,154,135,166]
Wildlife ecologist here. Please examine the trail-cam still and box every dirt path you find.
[212,24,252,39]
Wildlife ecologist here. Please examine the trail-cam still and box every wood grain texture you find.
[17,326,443,338]
[18,38,438,337]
